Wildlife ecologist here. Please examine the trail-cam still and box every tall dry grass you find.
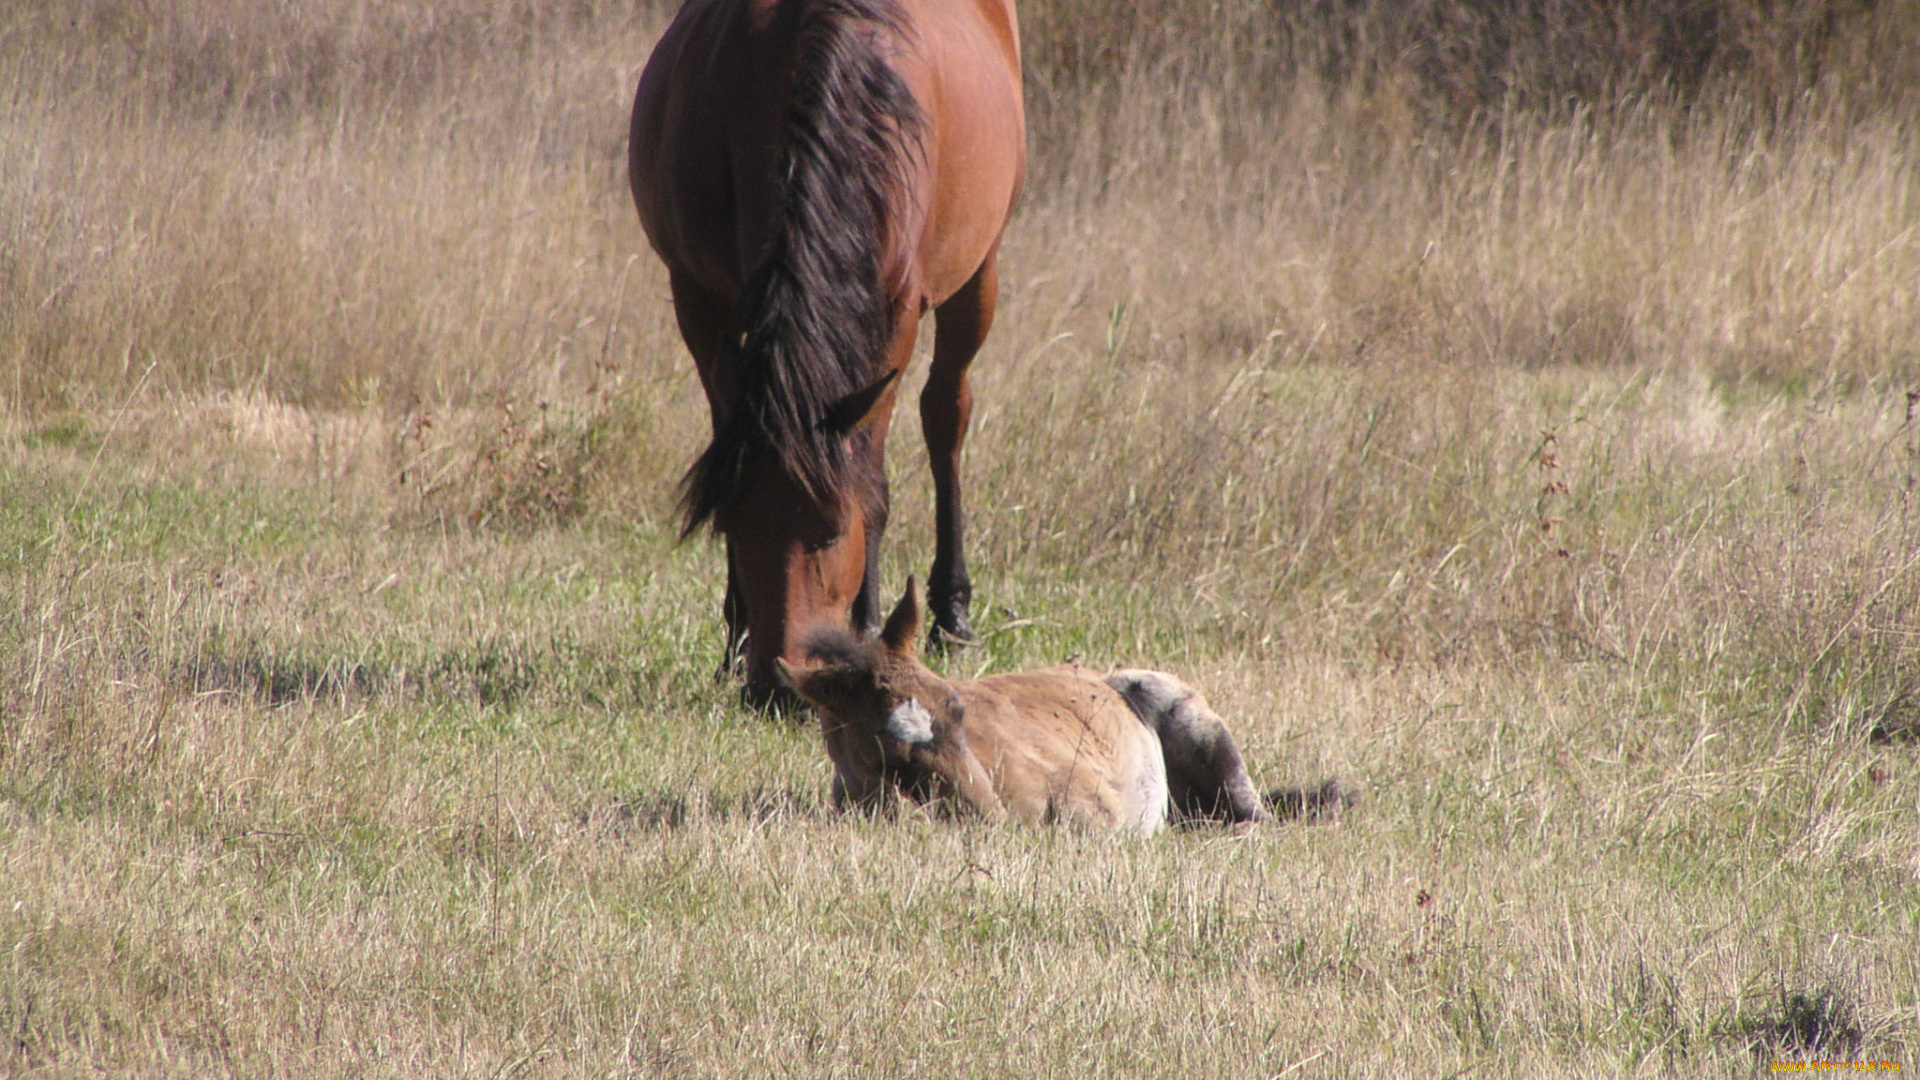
[8,0,1917,409]
[1,0,664,411]
[3,0,1920,1074]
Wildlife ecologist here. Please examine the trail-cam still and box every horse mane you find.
[680,0,925,536]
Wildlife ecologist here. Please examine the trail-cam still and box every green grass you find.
[5,405,1917,1076]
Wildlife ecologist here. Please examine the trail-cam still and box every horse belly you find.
[1048,712,1166,834]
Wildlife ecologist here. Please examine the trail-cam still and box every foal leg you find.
[922,256,999,648]
[1106,670,1269,824]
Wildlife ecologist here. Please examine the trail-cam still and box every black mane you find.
[680,0,925,535]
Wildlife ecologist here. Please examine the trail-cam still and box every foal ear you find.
[880,577,923,655]
[774,657,832,707]
[772,658,807,698]
[823,368,902,435]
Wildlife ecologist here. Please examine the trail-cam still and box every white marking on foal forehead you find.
[884,698,935,745]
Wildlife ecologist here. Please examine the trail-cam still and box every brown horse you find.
[629,0,1025,706]
[779,580,1323,833]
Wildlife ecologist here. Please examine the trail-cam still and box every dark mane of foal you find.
[679,0,926,536]
[799,624,885,675]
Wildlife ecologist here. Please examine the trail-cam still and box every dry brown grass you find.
[3,0,1919,1075]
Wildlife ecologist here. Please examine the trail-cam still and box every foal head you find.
[778,579,1002,816]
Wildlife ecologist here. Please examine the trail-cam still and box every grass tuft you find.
[1735,982,1874,1059]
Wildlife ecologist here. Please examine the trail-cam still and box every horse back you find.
[629,0,1023,308]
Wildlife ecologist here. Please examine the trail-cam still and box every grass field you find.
[4,0,1920,1075]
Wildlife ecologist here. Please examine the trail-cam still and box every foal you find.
[779,581,1281,833]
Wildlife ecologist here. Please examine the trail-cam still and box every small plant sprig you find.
[1902,389,1918,526]
[1534,428,1571,559]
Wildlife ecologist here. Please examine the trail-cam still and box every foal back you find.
[958,667,1171,833]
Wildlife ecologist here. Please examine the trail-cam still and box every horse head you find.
[716,369,900,708]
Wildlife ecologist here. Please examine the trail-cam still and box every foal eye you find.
[883,698,935,745]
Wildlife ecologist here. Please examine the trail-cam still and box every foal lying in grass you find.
[780,581,1347,833]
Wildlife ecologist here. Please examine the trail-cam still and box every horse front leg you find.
[666,269,751,683]
[718,543,748,682]
[849,471,889,638]
[922,257,999,648]
[849,305,920,639]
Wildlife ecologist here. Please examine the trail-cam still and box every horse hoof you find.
[927,603,975,653]
[928,623,975,654]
